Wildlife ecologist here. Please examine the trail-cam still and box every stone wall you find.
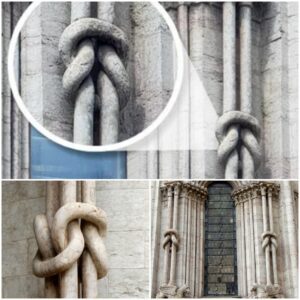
[2,181,149,298]
[2,181,46,297]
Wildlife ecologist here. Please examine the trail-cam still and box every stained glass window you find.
[204,182,237,296]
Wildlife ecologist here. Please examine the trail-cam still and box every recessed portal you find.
[204,182,237,296]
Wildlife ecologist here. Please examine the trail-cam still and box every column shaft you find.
[45,182,60,297]
[60,182,78,298]
[81,181,98,298]
[281,182,298,296]
[241,201,247,295]
[223,2,238,178]
[169,186,179,285]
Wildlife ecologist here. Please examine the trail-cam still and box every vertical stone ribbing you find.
[222,2,238,178]
[162,186,173,285]
[244,197,252,294]
[249,193,257,287]
[198,197,205,297]
[240,3,255,179]
[2,2,30,179]
[223,3,236,112]
[169,184,180,285]
[2,3,12,179]
[252,189,266,293]
[177,3,190,179]
[235,199,242,296]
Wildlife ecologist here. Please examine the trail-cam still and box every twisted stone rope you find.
[261,231,278,252]
[33,202,108,283]
[216,111,262,178]
[59,17,129,145]
[163,229,180,251]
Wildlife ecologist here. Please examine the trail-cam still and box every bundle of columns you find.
[59,2,130,145]
[233,183,282,298]
[157,182,207,298]
[32,181,108,298]
[216,2,261,179]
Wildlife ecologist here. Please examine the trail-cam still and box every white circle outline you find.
[8,0,184,152]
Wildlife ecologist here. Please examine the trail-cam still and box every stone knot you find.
[215,110,261,171]
[261,231,278,251]
[59,17,130,110]
[163,229,179,250]
[33,202,108,279]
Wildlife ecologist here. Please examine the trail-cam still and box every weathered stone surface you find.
[108,268,149,298]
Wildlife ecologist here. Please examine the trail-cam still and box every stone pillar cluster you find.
[157,182,207,298]
[232,182,282,298]
[2,2,30,179]
[216,2,261,179]
[32,181,108,298]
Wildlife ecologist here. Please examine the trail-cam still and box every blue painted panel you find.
[31,127,126,179]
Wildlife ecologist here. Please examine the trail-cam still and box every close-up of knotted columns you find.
[216,2,261,179]
[32,181,108,298]
[59,2,130,145]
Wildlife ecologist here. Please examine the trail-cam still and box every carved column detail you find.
[233,182,282,298]
[59,3,129,145]
[216,3,261,178]
[33,181,108,298]
[157,182,207,298]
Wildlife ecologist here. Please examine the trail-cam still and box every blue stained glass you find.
[30,127,126,179]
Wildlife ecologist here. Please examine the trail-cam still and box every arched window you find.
[204,182,237,296]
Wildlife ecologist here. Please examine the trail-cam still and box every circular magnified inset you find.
[8,1,183,152]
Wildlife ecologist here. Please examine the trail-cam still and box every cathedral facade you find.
[151,181,298,298]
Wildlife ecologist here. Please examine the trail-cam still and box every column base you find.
[156,284,190,298]
[250,284,283,298]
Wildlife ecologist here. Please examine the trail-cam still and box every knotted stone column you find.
[216,3,261,178]
[59,3,129,145]
[33,181,108,298]
[158,183,181,298]
[157,182,207,298]
[233,182,282,298]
